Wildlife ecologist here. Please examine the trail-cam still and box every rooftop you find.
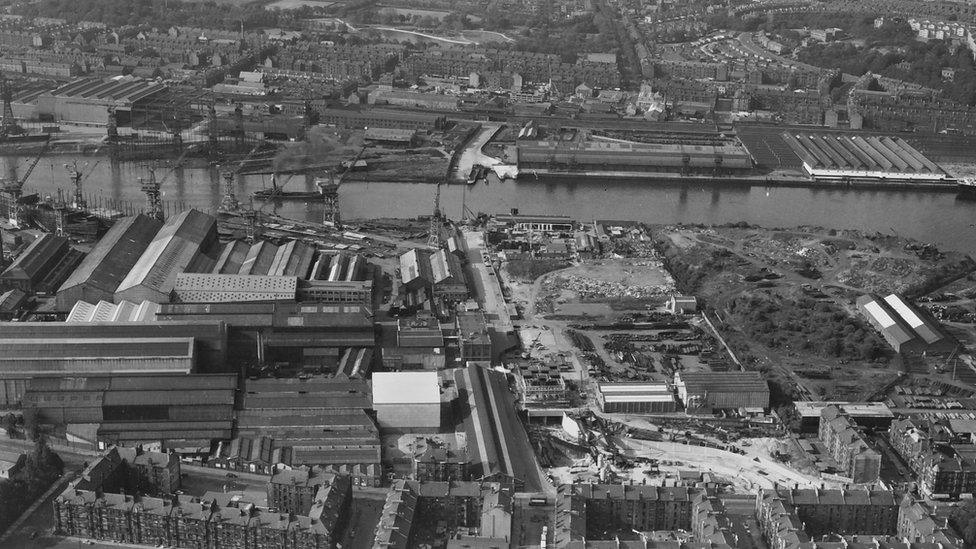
[372,371,439,405]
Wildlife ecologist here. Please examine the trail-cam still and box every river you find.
[8,155,976,255]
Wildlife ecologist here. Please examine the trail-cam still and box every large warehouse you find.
[517,140,754,173]
[781,133,948,183]
[372,371,441,430]
[0,320,229,407]
[56,214,163,311]
[36,76,169,126]
[21,373,237,448]
[114,209,218,303]
[674,371,769,412]
[0,233,82,294]
[598,382,677,414]
[856,293,955,354]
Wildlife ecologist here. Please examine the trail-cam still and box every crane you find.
[218,144,264,214]
[317,145,367,229]
[426,180,442,248]
[3,139,50,226]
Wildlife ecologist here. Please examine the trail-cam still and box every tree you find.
[1,413,17,438]
[24,437,63,492]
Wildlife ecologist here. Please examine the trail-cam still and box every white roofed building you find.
[372,371,441,430]
[857,293,954,354]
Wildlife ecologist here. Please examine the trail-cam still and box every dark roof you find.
[0,320,226,343]
[57,214,162,296]
[1,233,68,282]
[0,288,27,312]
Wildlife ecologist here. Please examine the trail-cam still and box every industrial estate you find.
[1,0,976,548]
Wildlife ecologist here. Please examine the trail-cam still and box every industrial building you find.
[0,233,82,294]
[22,374,236,447]
[793,401,894,433]
[456,312,492,362]
[211,238,315,277]
[317,107,447,130]
[430,249,468,302]
[597,382,677,413]
[515,362,570,408]
[236,376,381,470]
[857,293,955,354]
[674,371,770,412]
[517,140,754,173]
[372,371,441,430]
[55,214,163,311]
[173,273,298,302]
[383,313,446,370]
[66,299,160,322]
[202,239,373,305]
[454,364,543,491]
[157,300,375,370]
[0,337,195,376]
[114,209,218,304]
[0,319,228,370]
[782,133,948,183]
[36,76,169,126]
[491,214,575,233]
[0,288,26,320]
[399,248,468,304]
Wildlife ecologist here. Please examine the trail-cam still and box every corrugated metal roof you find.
[0,288,27,312]
[0,337,194,359]
[883,294,944,345]
[1,233,68,282]
[862,297,916,345]
[399,249,426,285]
[0,320,224,340]
[676,371,769,393]
[66,299,160,322]
[116,209,216,298]
[57,215,162,296]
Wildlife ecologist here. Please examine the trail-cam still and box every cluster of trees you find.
[950,500,976,547]
[0,439,64,534]
[15,0,284,31]
[798,21,976,105]
[727,294,890,361]
[514,13,616,63]
[717,13,976,107]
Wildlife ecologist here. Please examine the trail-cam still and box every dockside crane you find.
[0,76,23,137]
[317,144,367,229]
[2,139,50,226]
[427,180,442,248]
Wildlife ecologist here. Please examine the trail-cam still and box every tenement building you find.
[54,447,350,549]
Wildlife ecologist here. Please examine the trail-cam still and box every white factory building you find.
[371,371,441,430]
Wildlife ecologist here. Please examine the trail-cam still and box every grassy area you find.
[506,259,570,282]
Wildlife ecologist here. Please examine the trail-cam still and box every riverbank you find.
[520,169,958,192]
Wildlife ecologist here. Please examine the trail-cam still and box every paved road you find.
[462,228,514,335]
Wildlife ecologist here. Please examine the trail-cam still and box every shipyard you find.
[0,0,976,548]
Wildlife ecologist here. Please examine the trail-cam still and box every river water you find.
[9,155,976,255]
